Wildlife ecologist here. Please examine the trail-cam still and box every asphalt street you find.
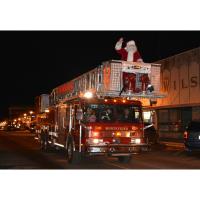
[1,130,200,169]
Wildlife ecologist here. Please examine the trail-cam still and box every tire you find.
[118,156,131,163]
[66,139,81,164]
[40,139,48,151]
[40,140,47,151]
[40,130,48,151]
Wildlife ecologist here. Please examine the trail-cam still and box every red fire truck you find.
[40,60,164,163]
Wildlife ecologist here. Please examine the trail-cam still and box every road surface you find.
[1,130,200,169]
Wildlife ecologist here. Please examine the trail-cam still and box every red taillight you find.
[184,131,188,139]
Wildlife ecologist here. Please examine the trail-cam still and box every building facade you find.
[35,94,49,114]
[153,47,200,140]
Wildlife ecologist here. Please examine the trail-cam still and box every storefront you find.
[150,47,200,140]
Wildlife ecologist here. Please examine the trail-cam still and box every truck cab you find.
[48,95,148,163]
[79,98,146,155]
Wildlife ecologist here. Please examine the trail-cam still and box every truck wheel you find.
[40,139,46,151]
[67,139,81,164]
[40,134,48,152]
[118,156,131,163]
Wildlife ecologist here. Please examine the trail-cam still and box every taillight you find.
[184,131,188,139]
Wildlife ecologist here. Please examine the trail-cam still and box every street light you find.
[29,111,33,115]
[45,109,50,113]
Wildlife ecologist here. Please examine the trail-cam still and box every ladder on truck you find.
[50,60,165,105]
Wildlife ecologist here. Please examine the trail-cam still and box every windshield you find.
[83,104,142,123]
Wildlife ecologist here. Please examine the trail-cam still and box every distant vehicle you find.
[5,124,16,131]
[184,121,200,151]
[144,123,158,145]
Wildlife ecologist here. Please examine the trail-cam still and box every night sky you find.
[0,31,200,119]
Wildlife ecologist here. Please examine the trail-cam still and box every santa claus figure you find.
[115,37,143,62]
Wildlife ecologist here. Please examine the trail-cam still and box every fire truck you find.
[40,60,164,163]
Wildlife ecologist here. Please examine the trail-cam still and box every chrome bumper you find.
[86,143,149,156]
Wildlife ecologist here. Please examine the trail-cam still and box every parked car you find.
[144,123,159,145]
[184,121,200,151]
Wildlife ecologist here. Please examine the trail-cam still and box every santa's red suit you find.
[116,38,144,94]
[115,39,143,62]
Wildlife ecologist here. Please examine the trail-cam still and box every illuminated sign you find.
[105,127,129,131]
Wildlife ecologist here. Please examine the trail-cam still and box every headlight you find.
[87,138,103,145]
[131,138,141,144]
[135,138,141,144]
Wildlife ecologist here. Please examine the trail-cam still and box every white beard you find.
[126,46,137,61]
[127,50,135,61]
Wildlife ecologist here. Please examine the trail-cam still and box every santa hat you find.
[126,40,136,47]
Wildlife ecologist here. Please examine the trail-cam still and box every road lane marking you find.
[160,142,184,148]
[103,161,128,169]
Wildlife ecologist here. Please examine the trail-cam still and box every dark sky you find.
[0,31,200,119]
